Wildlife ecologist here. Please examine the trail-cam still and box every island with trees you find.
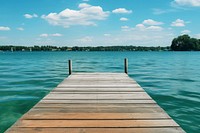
[171,35,200,51]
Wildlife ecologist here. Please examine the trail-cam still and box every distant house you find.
[52,49,57,51]
[67,48,72,51]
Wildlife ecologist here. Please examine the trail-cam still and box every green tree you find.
[171,35,200,51]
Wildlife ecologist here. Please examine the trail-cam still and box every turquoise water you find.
[0,52,200,133]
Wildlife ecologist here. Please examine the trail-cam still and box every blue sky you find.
[0,0,200,46]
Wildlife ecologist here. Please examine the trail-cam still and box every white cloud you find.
[123,25,163,32]
[76,36,93,45]
[104,34,111,37]
[153,8,176,15]
[78,29,174,46]
[122,23,163,32]
[119,30,174,46]
[24,14,38,19]
[173,0,200,7]
[121,19,163,32]
[181,30,191,34]
[36,28,174,46]
[120,17,128,21]
[17,27,24,31]
[40,33,63,37]
[42,3,109,28]
[146,26,163,31]
[40,34,49,37]
[135,24,163,31]
[134,19,164,31]
[136,24,146,30]
[121,26,133,31]
[35,38,57,46]
[0,26,10,31]
[112,8,132,14]
[121,26,129,29]
[51,33,63,37]
[78,3,91,8]
[143,19,164,25]
[171,19,185,27]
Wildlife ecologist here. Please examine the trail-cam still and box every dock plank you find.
[7,127,184,133]
[35,103,160,108]
[6,73,185,133]
[16,119,179,128]
[31,107,164,113]
[40,99,156,104]
[23,113,170,120]
[44,93,152,100]
[6,127,183,133]
[53,87,144,92]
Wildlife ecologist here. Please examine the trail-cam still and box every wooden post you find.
[68,60,72,75]
[124,58,128,74]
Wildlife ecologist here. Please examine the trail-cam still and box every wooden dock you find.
[6,72,184,133]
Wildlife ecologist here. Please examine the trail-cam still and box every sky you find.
[0,0,200,46]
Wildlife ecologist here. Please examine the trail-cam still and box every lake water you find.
[0,51,199,133]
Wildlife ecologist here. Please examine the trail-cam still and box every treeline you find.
[0,45,170,52]
[71,46,169,51]
[171,35,200,51]
[0,45,68,51]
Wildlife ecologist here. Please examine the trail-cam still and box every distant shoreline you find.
[0,45,170,52]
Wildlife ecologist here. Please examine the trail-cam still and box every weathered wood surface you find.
[6,73,185,133]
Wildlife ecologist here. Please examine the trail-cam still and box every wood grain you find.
[6,73,185,133]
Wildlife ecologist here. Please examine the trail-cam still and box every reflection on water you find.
[0,51,200,133]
